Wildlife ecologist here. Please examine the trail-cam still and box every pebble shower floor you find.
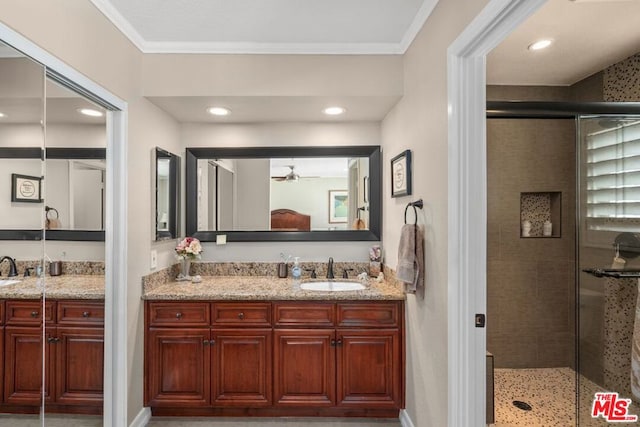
[491,367,640,426]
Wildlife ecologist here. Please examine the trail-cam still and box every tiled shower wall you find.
[486,113,576,369]
[487,48,640,377]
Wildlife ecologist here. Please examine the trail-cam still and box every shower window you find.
[586,118,640,233]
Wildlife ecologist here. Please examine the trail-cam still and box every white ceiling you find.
[90,0,439,54]
[488,0,640,86]
[148,96,401,123]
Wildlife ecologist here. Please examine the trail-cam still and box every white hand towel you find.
[396,224,424,293]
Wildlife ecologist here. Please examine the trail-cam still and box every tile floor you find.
[0,415,399,427]
[147,417,401,427]
[491,367,640,427]
[0,414,102,427]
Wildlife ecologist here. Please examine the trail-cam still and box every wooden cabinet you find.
[272,302,403,410]
[336,329,401,407]
[4,326,50,405]
[211,329,272,406]
[273,329,335,406]
[145,300,404,418]
[145,302,273,409]
[1,299,104,414]
[147,328,211,407]
[54,326,104,406]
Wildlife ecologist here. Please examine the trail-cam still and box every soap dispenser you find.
[291,257,302,279]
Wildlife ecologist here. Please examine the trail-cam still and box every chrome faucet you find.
[327,257,335,279]
[0,256,18,277]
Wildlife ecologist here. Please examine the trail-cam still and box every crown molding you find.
[399,0,440,53]
[88,0,147,51]
[141,41,403,55]
[89,0,439,55]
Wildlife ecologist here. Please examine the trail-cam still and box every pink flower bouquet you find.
[175,237,203,260]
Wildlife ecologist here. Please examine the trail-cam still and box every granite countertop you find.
[0,275,105,300]
[143,276,405,301]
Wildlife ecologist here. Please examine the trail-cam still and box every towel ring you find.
[45,206,59,220]
[404,199,423,225]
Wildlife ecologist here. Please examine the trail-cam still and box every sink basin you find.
[0,279,20,287]
[300,281,366,292]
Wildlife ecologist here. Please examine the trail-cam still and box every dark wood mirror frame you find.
[155,147,180,241]
[185,146,382,242]
[0,147,106,241]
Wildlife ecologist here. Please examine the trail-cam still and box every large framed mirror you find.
[186,145,381,242]
[155,147,180,240]
[0,147,106,241]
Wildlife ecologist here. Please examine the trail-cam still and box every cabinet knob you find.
[30,311,39,318]
[238,312,245,320]
[176,312,183,319]
[337,339,343,346]
[331,339,336,346]
[82,311,90,318]
[203,339,209,345]
[209,339,215,345]
[47,337,56,343]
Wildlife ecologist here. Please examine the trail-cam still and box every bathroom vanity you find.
[0,276,104,415]
[143,276,405,418]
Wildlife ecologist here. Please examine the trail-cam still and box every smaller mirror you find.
[155,147,180,240]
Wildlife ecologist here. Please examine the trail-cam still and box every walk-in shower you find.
[487,102,640,426]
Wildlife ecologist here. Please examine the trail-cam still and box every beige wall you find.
[380,0,489,425]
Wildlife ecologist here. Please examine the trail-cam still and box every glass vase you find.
[177,257,192,281]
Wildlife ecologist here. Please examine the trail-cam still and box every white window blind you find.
[586,120,640,231]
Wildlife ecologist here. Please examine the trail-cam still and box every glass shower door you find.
[578,115,640,425]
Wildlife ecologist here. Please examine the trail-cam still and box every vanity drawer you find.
[5,300,55,325]
[273,302,335,327]
[57,301,104,326]
[212,302,271,327]
[148,302,210,327]
[337,302,400,328]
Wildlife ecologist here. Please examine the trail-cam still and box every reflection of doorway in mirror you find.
[69,160,105,230]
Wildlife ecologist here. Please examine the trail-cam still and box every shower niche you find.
[520,191,561,238]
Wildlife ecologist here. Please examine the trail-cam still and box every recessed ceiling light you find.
[77,108,104,117]
[207,107,231,116]
[0,112,5,118]
[323,106,346,116]
[528,39,553,51]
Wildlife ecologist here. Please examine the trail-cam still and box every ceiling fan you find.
[272,165,300,182]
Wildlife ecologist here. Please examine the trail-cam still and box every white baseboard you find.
[129,407,151,427]
[400,409,416,427]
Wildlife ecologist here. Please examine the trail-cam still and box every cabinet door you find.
[4,326,52,405]
[211,329,272,406]
[336,329,401,408]
[54,327,104,406]
[273,329,335,406]
[146,328,210,407]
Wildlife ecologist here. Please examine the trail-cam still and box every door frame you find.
[0,23,129,426]
[446,0,546,425]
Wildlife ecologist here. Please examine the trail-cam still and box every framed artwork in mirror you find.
[11,173,42,203]
[328,190,348,224]
[391,150,412,198]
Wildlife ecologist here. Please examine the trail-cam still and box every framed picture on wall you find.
[391,150,412,198]
[328,190,348,223]
[11,173,42,203]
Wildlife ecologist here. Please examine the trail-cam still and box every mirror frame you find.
[0,147,106,241]
[155,147,180,241]
[185,145,381,242]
